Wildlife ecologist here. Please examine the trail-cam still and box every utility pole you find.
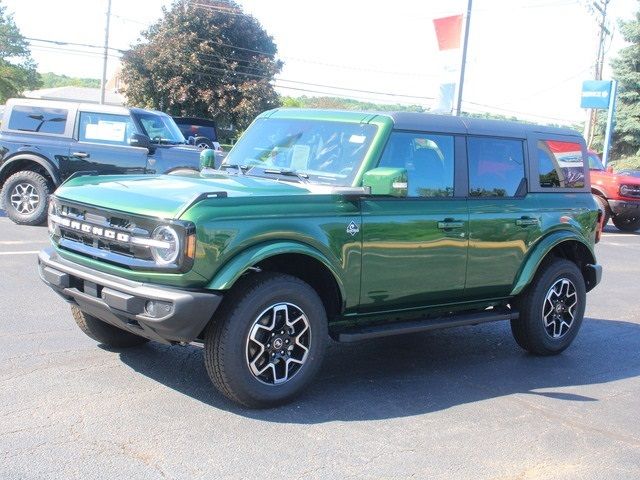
[99,0,112,105]
[455,0,472,116]
[583,0,611,147]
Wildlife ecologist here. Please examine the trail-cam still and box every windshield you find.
[224,118,377,185]
[135,112,186,145]
[588,153,605,171]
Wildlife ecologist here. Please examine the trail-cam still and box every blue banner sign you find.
[581,80,613,109]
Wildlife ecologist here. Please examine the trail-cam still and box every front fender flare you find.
[205,241,346,299]
[510,231,596,296]
[0,153,61,186]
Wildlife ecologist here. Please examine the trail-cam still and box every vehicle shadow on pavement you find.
[117,317,640,422]
[603,224,640,235]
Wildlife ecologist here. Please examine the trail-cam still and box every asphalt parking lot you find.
[1,212,639,480]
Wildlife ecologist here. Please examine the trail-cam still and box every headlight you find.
[620,185,632,196]
[150,226,180,265]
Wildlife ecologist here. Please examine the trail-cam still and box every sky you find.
[3,0,638,125]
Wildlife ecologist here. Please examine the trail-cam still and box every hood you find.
[54,172,313,219]
[592,169,640,185]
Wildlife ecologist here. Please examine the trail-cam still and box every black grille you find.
[52,200,157,264]
[621,185,640,198]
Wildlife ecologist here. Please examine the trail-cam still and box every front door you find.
[360,131,468,313]
[68,111,148,176]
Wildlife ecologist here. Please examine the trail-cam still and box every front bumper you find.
[609,199,640,217]
[38,247,222,344]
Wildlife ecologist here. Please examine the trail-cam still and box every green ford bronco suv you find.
[39,109,602,408]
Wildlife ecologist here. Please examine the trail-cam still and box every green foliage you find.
[609,155,640,171]
[0,1,40,103]
[598,4,640,159]
[280,96,425,112]
[38,72,100,89]
[121,0,281,130]
[280,97,580,130]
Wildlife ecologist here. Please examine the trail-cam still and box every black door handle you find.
[71,152,90,159]
[437,220,465,229]
[515,217,539,227]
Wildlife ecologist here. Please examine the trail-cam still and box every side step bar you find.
[338,309,519,343]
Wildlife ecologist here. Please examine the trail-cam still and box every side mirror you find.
[129,133,152,151]
[363,167,408,197]
[606,165,614,173]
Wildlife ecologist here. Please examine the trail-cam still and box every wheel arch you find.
[0,153,60,189]
[206,241,346,321]
[511,232,598,296]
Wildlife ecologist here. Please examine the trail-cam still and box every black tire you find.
[194,137,214,150]
[71,306,149,348]
[510,258,586,355]
[594,195,610,227]
[612,215,640,232]
[1,170,51,225]
[204,273,328,408]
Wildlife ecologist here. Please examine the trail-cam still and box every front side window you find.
[378,131,454,197]
[224,118,377,185]
[537,140,585,188]
[135,112,186,145]
[8,106,68,134]
[468,137,525,197]
[78,112,136,145]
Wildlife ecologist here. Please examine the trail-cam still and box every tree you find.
[609,3,640,159]
[0,1,40,103]
[39,72,100,89]
[121,0,281,130]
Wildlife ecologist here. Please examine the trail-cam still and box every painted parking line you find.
[0,250,40,256]
[0,240,49,245]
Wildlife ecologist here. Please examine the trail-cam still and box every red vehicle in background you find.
[589,151,640,232]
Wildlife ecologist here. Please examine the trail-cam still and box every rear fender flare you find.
[510,231,596,296]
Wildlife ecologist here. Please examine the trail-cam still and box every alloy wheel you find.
[9,182,40,214]
[542,278,578,339]
[246,303,311,385]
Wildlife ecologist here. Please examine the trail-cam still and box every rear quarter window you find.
[537,140,585,188]
[8,105,68,134]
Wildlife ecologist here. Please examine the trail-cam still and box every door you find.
[464,135,541,300]
[360,131,468,313]
[68,111,148,175]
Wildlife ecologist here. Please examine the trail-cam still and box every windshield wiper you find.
[262,168,310,183]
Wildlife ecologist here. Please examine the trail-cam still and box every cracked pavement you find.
[1,216,639,479]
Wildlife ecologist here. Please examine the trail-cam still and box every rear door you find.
[359,131,469,313]
[69,111,148,175]
[464,135,541,300]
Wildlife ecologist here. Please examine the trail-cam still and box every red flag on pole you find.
[433,15,463,51]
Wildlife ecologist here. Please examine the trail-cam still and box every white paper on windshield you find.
[349,135,366,144]
[85,121,126,142]
[291,144,311,170]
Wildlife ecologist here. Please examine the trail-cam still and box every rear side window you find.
[8,105,68,134]
[179,124,217,141]
[467,137,525,197]
[537,140,585,188]
[378,131,455,197]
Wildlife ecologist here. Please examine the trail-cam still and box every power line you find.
[22,36,126,53]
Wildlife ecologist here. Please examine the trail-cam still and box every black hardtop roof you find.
[385,111,581,138]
